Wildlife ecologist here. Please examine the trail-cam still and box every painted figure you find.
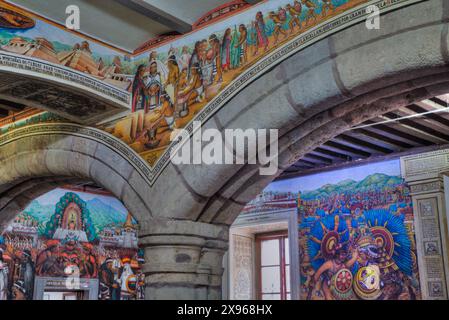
[145,60,164,111]
[312,245,358,300]
[322,0,334,17]
[166,54,180,104]
[178,63,204,107]
[180,46,191,71]
[145,91,175,149]
[99,258,115,300]
[118,257,134,300]
[131,64,147,113]
[254,11,269,55]
[230,26,242,69]
[209,34,223,83]
[235,24,248,66]
[21,249,35,300]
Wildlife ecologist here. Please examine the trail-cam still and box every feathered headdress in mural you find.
[308,214,350,271]
[363,209,413,276]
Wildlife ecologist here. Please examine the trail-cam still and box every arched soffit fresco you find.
[0,123,154,229]
[0,0,425,179]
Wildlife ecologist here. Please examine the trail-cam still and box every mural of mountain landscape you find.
[19,188,132,236]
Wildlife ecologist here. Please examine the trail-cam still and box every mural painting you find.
[0,0,369,167]
[0,188,144,300]
[263,160,421,300]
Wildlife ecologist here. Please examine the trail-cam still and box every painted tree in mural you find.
[43,192,97,241]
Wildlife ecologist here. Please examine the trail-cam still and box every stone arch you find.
[147,0,449,226]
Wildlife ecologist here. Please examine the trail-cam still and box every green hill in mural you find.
[301,174,403,200]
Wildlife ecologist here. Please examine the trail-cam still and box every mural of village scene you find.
[0,1,369,167]
[0,188,145,300]
[260,159,421,300]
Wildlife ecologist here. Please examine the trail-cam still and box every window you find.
[256,232,290,300]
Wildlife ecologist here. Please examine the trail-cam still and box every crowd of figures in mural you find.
[0,0,367,166]
[0,189,144,300]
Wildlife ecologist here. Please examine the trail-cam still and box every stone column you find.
[401,150,449,299]
[138,219,229,300]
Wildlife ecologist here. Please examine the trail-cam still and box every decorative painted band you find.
[0,52,131,105]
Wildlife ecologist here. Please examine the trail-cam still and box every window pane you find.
[286,265,290,292]
[262,294,281,300]
[287,293,291,300]
[261,266,281,293]
[284,238,290,265]
[261,239,280,266]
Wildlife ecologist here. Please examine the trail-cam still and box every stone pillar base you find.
[139,219,228,300]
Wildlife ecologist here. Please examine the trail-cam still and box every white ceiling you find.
[7,0,251,53]
[140,0,233,25]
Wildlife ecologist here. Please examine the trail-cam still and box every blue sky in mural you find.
[265,159,402,193]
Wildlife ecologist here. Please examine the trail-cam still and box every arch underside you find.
[0,131,153,231]
[0,0,447,231]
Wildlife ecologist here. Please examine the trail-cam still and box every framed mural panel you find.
[0,188,144,300]
[262,159,421,300]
